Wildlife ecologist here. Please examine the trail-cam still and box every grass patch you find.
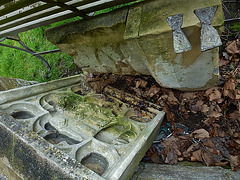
[0,0,143,82]
[0,18,81,82]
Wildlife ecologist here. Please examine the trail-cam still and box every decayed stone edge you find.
[103,111,165,180]
[0,111,103,180]
[0,75,84,105]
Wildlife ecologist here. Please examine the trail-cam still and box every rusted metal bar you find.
[0,37,6,42]
[33,49,61,55]
[0,35,52,70]
[41,0,88,18]
[224,17,240,24]
[0,0,13,6]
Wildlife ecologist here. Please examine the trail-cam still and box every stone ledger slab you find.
[45,0,224,91]
[0,75,164,180]
[131,162,240,180]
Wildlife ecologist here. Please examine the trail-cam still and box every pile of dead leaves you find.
[155,127,240,171]
[84,39,240,171]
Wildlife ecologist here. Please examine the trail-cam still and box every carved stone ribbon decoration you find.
[167,14,192,54]
[194,6,222,52]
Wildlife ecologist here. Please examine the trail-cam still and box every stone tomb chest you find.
[45,0,224,91]
[0,75,164,179]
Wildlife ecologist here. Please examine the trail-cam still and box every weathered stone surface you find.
[131,162,240,180]
[0,77,37,91]
[0,75,164,180]
[45,0,224,91]
[0,111,102,180]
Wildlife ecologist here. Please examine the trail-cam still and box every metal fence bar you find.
[0,0,139,38]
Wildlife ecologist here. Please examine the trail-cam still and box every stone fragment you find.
[45,0,224,91]
[0,75,164,179]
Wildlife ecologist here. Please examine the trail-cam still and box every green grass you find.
[0,17,83,82]
[0,0,143,82]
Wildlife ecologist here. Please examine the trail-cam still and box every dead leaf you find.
[144,85,160,98]
[208,111,222,118]
[167,92,179,106]
[181,92,197,100]
[201,104,210,114]
[191,149,203,162]
[131,87,143,97]
[145,147,162,163]
[203,118,215,127]
[87,74,118,93]
[125,76,135,84]
[235,90,240,100]
[223,77,236,99]
[206,87,222,101]
[186,143,200,153]
[230,155,240,171]
[191,100,204,113]
[202,151,215,166]
[163,107,175,122]
[191,129,209,139]
[219,57,230,67]
[226,39,240,54]
[165,148,178,165]
[135,79,147,88]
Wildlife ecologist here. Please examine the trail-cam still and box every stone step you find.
[132,162,240,180]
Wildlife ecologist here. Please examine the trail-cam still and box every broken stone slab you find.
[0,76,38,91]
[45,0,224,91]
[131,162,240,180]
[0,110,103,180]
[0,75,165,180]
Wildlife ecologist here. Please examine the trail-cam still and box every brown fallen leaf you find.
[202,151,215,166]
[135,79,147,88]
[163,107,175,122]
[144,85,160,98]
[181,92,197,101]
[226,39,240,54]
[145,147,162,163]
[230,155,240,171]
[191,100,204,113]
[223,77,236,99]
[165,147,178,165]
[203,118,215,127]
[219,58,230,67]
[201,104,210,114]
[131,87,143,97]
[206,87,222,101]
[191,129,209,139]
[186,143,201,153]
[191,149,203,162]
[235,90,240,100]
[208,111,222,118]
[166,92,179,106]
[86,74,118,93]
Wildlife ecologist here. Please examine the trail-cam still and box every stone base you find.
[0,75,164,180]
[45,0,224,91]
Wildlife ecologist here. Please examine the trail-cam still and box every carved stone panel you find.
[0,75,164,179]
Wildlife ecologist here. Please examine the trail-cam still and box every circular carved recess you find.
[11,110,35,119]
[81,153,109,176]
